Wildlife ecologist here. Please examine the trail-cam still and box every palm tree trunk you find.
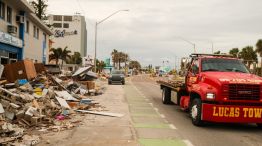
[61,60,64,69]
[118,59,120,69]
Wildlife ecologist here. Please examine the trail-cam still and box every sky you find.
[47,0,262,67]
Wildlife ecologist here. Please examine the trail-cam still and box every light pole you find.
[94,9,129,72]
[207,41,214,53]
[177,37,196,53]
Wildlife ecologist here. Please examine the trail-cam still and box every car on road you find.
[108,70,125,85]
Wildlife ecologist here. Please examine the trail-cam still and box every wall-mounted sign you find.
[0,31,23,48]
[54,30,78,38]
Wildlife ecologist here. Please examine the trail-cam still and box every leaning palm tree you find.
[256,39,262,76]
[60,46,71,68]
[49,47,62,65]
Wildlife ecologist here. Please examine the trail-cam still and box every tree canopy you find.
[229,48,239,58]
[30,0,48,20]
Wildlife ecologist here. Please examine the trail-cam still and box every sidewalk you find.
[40,79,188,146]
[40,82,138,146]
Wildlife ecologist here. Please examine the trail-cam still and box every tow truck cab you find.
[176,54,262,126]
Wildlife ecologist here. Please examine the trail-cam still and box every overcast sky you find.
[47,0,262,67]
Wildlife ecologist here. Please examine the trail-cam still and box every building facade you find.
[48,14,87,57]
[0,0,53,65]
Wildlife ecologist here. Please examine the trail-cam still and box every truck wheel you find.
[190,98,203,126]
[162,87,171,104]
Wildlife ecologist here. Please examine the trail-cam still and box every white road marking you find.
[148,103,153,107]
[169,124,177,129]
[183,140,194,146]
[154,107,159,111]
[159,114,165,118]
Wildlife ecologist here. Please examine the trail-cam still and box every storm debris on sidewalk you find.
[0,61,107,145]
[76,110,124,117]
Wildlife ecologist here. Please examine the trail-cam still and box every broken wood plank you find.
[55,96,71,109]
[55,91,78,101]
[0,87,20,97]
[76,110,124,117]
[0,137,16,144]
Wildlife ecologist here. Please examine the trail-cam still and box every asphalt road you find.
[131,74,262,146]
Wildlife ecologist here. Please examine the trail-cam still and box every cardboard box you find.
[79,81,95,90]
[34,63,46,74]
[3,59,37,82]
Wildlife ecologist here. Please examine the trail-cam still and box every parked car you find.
[108,70,125,85]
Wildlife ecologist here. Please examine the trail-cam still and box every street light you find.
[207,40,214,53]
[94,9,129,72]
[177,37,196,53]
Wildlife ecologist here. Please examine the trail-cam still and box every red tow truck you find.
[157,54,262,126]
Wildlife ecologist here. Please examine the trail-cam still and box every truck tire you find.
[190,98,203,126]
[162,87,171,104]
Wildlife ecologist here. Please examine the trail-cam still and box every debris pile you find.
[0,60,106,145]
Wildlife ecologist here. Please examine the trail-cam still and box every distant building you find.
[0,0,53,64]
[47,14,87,57]
[82,55,93,66]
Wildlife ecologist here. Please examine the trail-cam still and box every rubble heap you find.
[0,60,105,145]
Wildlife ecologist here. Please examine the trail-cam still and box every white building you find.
[0,0,53,64]
[48,14,87,57]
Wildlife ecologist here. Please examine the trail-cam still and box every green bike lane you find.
[124,83,190,146]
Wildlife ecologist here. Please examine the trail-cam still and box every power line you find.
[75,0,94,26]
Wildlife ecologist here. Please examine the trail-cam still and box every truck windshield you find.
[202,58,250,73]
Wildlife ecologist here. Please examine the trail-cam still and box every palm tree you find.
[96,59,106,73]
[256,39,262,76]
[60,46,71,67]
[49,47,62,65]
[239,46,257,68]
[118,52,126,69]
[124,53,129,69]
[229,48,239,58]
[214,51,221,54]
[67,52,82,64]
[111,49,118,68]
[129,60,141,69]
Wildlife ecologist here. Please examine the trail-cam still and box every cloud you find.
[47,0,262,66]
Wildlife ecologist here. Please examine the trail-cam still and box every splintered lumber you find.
[76,110,124,117]
[0,87,20,97]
